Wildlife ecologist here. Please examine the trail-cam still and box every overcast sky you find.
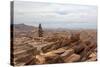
[14,1,97,29]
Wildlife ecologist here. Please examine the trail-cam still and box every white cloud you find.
[14,1,97,29]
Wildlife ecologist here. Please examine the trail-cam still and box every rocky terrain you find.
[11,24,97,66]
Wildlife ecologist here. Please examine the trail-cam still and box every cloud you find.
[14,1,97,29]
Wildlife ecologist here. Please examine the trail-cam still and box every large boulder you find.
[63,54,80,63]
[13,43,38,66]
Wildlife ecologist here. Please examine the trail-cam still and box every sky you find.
[14,1,97,29]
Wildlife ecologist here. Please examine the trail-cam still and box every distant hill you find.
[13,24,37,32]
[13,23,96,32]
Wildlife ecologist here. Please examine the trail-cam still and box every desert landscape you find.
[11,1,97,66]
[11,23,97,66]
